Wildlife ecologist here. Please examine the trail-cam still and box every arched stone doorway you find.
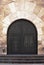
[7,19,38,54]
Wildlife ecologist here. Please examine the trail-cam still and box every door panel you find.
[7,19,37,54]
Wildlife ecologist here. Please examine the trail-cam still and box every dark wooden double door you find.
[7,19,37,54]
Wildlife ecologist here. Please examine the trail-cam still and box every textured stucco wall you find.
[0,0,44,55]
